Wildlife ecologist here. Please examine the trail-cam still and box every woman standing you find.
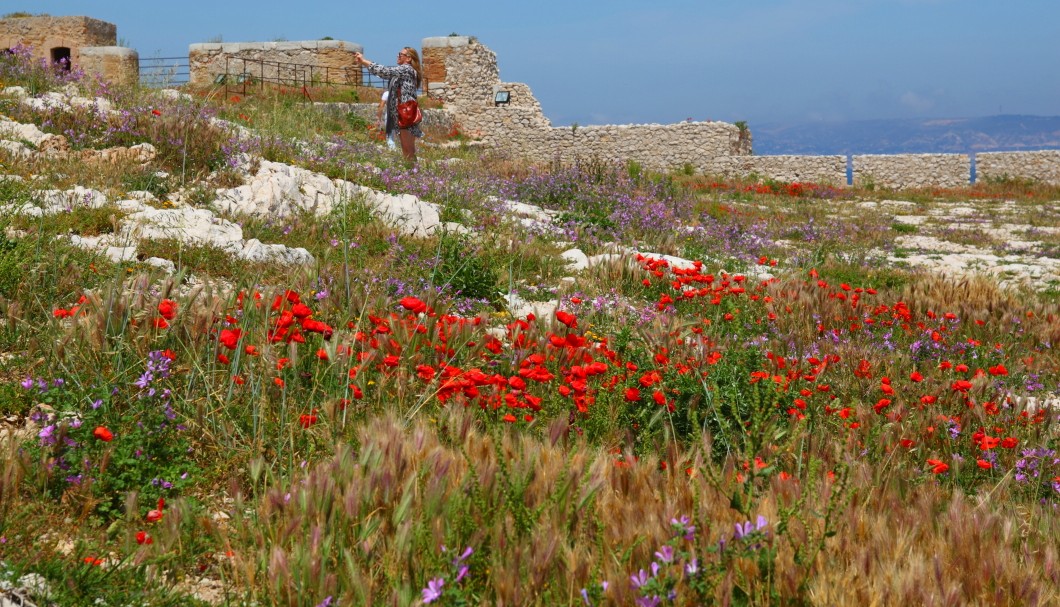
[353,47,422,163]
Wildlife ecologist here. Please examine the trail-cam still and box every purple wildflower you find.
[422,577,444,604]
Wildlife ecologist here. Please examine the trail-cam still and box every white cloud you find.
[899,91,935,113]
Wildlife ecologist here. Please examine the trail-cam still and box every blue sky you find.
[13,0,1060,127]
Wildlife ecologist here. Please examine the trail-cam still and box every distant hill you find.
[751,115,1060,156]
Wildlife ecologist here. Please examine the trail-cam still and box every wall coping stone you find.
[189,40,361,53]
[80,46,137,58]
[422,36,471,48]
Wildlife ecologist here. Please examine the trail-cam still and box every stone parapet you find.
[853,153,970,189]
[79,46,138,87]
[189,40,363,87]
[977,150,1060,185]
[471,117,741,171]
[709,155,847,185]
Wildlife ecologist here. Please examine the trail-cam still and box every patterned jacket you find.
[365,62,422,138]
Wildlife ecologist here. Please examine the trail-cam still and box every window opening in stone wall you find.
[51,47,71,70]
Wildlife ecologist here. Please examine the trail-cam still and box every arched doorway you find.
[51,46,71,70]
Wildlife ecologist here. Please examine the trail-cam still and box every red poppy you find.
[624,387,641,402]
[988,364,1008,376]
[158,299,178,320]
[400,296,429,314]
[909,371,924,382]
[299,412,318,428]
[146,498,164,523]
[555,310,578,328]
[976,459,993,470]
[136,531,153,545]
[218,328,242,350]
[926,459,949,474]
[93,426,114,442]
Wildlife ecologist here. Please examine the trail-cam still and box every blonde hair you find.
[403,47,422,88]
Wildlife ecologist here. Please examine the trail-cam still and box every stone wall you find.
[429,37,752,171]
[79,46,139,87]
[977,150,1060,185]
[421,36,474,95]
[0,15,116,69]
[852,154,970,189]
[188,41,363,88]
[471,117,742,172]
[709,155,847,185]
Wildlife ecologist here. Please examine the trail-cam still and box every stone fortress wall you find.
[977,150,1060,186]
[188,41,364,87]
[0,14,138,87]
[423,36,748,172]
[424,36,1060,187]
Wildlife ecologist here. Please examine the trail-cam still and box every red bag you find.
[397,98,422,129]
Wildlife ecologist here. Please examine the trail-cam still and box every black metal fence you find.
[137,55,401,101]
[215,56,389,99]
[138,56,190,87]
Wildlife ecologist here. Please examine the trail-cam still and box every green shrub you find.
[434,231,499,303]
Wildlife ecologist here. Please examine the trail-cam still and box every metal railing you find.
[217,56,391,100]
[138,56,190,87]
[137,54,430,102]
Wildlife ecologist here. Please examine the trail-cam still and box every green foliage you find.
[627,159,643,181]
[23,352,198,519]
[0,228,107,323]
[0,555,211,606]
[122,167,171,200]
[434,231,500,303]
[135,238,240,278]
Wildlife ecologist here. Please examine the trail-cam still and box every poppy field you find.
[1,47,1059,606]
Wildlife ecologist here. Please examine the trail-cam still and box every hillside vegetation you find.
[0,47,1059,607]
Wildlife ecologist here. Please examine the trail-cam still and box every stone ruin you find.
[0,14,139,87]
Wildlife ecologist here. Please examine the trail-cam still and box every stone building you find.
[0,14,114,69]
[0,14,138,86]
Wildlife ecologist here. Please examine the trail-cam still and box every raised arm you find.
[353,52,407,80]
